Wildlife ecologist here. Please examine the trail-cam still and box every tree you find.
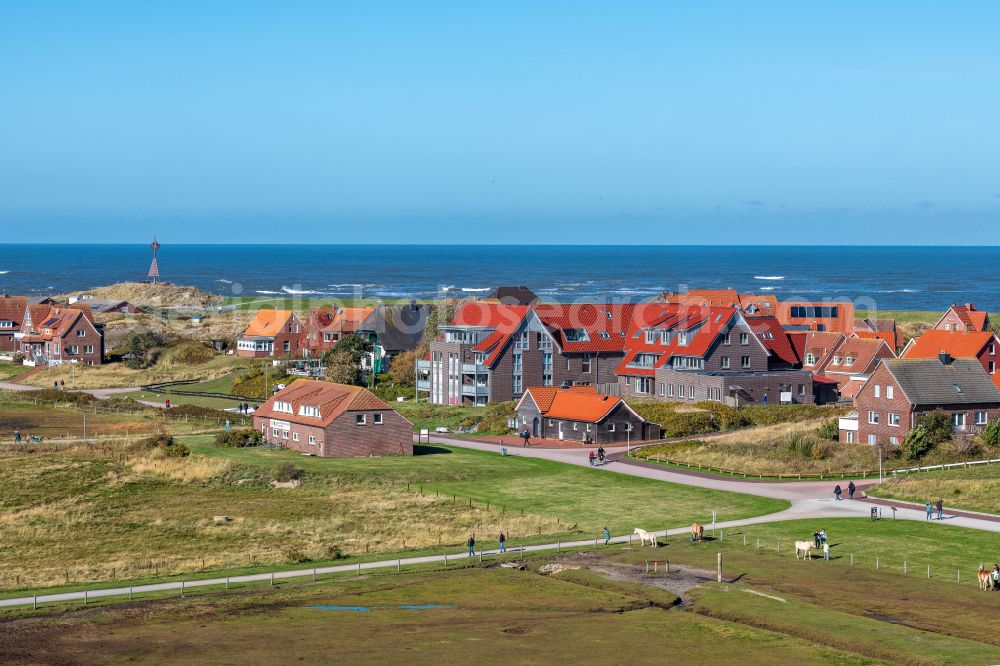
[324,349,361,385]
[901,426,933,460]
[919,409,952,445]
[125,330,167,369]
[980,418,1000,449]
[815,418,840,442]
[388,349,419,387]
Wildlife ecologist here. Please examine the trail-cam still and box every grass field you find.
[4,522,1000,665]
[121,373,247,410]
[0,431,785,592]
[0,361,27,381]
[872,464,1000,515]
[20,352,252,390]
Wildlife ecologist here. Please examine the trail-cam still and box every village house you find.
[237,309,303,358]
[853,318,899,351]
[814,336,896,389]
[901,329,1000,388]
[301,306,374,358]
[0,296,27,353]
[840,355,1000,445]
[354,302,428,373]
[515,385,661,444]
[252,379,413,457]
[15,305,104,366]
[933,303,989,332]
[773,300,855,333]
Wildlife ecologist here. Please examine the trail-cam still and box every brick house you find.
[853,318,899,351]
[237,310,304,358]
[814,336,896,389]
[419,302,814,407]
[839,356,1000,445]
[644,312,813,406]
[933,303,989,332]
[901,329,1000,388]
[15,305,103,366]
[774,300,855,333]
[355,303,428,373]
[515,385,660,444]
[302,306,374,358]
[0,296,27,353]
[252,379,413,457]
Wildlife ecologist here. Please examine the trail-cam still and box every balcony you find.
[839,415,858,432]
[416,379,430,391]
[416,359,430,370]
[462,384,490,397]
[462,363,487,374]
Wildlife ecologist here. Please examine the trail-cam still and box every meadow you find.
[0,431,786,592]
[872,463,1000,515]
[4,518,1000,665]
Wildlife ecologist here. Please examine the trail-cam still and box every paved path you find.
[428,434,1000,532]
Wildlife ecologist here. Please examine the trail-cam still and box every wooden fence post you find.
[717,553,723,583]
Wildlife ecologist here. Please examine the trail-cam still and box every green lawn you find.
[121,372,246,410]
[858,309,938,325]
[872,464,1000,515]
[0,361,27,381]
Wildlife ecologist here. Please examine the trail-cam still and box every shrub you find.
[271,462,303,483]
[324,545,345,560]
[657,411,718,439]
[232,369,292,400]
[30,389,97,406]
[815,418,840,442]
[919,409,952,445]
[901,426,933,461]
[171,340,214,365]
[125,330,168,369]
[165,404,233,419]
[980,419,1000,448]
[136,433,190,457]
[388,349,419,387]
[215,429,263,448]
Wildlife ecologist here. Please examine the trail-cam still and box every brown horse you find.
[690,523,703,542]
[978,564,993,591]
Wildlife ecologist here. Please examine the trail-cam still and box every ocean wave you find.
[255,290,281,295]
[0,270,9,275]
[754,275,785,281]
[460,287,491,293]
[216,279,233,284]
[759,286,779,291]
[281,286,321,295]
[328,283,380,288]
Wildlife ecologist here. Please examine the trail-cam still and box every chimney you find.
[939,350,953,365]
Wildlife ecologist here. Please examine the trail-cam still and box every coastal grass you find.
[872,464,1000,515]
[121,372,247,410]
[0,567,883,666]
[393,400,513,435]
[20,352,253,389]
[0,433,785,592]
[0,361,26,381]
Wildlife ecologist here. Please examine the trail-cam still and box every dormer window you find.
[677,332,689,346]
[644,329,656,344]
[274,400,293,414]
[831,356,840,365]
[844,356,855,366]
[299,404,321,418]
[805,353,815,365]
[660,330,671,344]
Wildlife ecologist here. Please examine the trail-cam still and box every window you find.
[830,356,840,366]
[874,385,880,398]
[887,413,900,426]
[723,333,731,345]
[355,414,366,425]
[542,352,552,369]
[513,375,522,393]
[272,428,280,437]
[582,353,592,373]
[282,430,288,439]
[67,345,78,355]
[868,434,877,445]
[660,330,671,344]
[890,436,899,445]
[645,329,656,344]
[720,355,730,369]
[991,342,996,355]
[299,405,321,418]
[868,411,879,424]
[608,423,615,432]
[667,384,674,397]
[84,345,94,354]
[991,361,997,375]
[515,332,529,349]
[543,373,552,386]
[677,332,688,346]
[740,332,749,345]
[292,432,299,442]
[565,358,571,371]
[688,385,696,398]
[952,413,965,427]
[977,411,988,425]
[844,356,855,366]
[846,431,855,443]
[274,400,293,414]
[374,413,383,424]
[805,353,815,366]
[886,385,894,399]
[77,329,86,337]
[308,435,316,445]
[284,340,291,352]
[741,355,751,369]
[634,377,651,394]
[512,354,523,372]
[658,383,665,397]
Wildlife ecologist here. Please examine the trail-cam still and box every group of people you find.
[833,481,857,501]
[12,431,43,444]
[924,498,945,521]
[588,447,606,466]
[236,403,257,415]
[467,532,509,557]
[52,380,66,390]
[812,529,831,560]
[986,564,1000,590]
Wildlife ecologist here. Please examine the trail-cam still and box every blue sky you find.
[1,2,999,244]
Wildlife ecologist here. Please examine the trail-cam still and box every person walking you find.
[823,542,830,561]
[498,532,506,553]
[467,535,476,558]
[522,430,530,447]
[925,501,933,520]
[936,498,944,520]
[848,480,856,499]
[60,379,65,390]
[834,484,842,501]
[603,526,611,546]
[992,564,999,591]
[13,430,20,444]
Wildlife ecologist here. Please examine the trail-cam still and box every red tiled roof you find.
[523,385,623,423]
[321,306,375,334]
[852,330,897,350]
[940,304,989,331]
[253,379,401,428]
[0,296,27,326]
[746,315,798,365]
[902,330,997,361]
[812,374,840,385]
[244,310,295,337]
[22,306,92,340]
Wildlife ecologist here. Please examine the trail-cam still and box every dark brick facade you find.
[254,408,413,457]
[515,396,660,444]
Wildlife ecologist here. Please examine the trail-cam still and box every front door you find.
[557,422,564,440]
[532,417,540,437]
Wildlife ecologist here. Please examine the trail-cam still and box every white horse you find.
[794,541,814,560]
[634,528,658,548]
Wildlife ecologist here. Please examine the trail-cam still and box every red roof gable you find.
[522,385,624,423]
[902,330,998,361]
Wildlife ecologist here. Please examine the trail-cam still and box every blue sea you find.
[0,244,997,311]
